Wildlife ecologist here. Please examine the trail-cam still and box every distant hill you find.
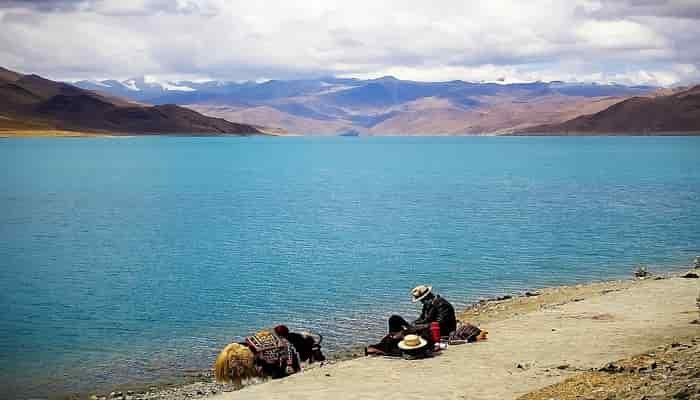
[0,67,265,135]
[517,85,700,135]
[74,75,657,135]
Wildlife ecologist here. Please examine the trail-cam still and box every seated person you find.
[408,285,457,336]
[366,285,457,355]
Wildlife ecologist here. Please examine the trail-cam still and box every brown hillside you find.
[518,85,700,135]
[0,67,264,135]
[0,66,22,82]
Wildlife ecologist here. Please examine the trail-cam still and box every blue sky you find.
[1,0,699,86]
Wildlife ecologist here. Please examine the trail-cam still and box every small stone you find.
[672,387,690,400]
[557,364,570,370]
[325,373,331,377]
[599,362,624,373]
[681,272,699,278]
[634,266,651,278]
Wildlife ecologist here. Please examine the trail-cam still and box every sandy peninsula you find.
[97,272,699,400]
[0,129,121,138]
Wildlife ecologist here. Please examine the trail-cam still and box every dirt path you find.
[211,276,699,400]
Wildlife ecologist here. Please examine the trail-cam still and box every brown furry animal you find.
[213,343,258,388]
[214,328,325,388]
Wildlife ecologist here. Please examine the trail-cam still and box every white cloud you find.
[574,19,666,50]
[0,0,698,86]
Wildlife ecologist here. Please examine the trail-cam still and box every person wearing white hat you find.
[365,285,456,357]
[409,285,457,337]
[387,285,457,337]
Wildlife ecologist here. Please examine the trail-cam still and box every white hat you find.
[411,285,432,302]
[398,334,428,351]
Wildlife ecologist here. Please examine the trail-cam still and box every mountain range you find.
[75,76,664,135]
[0,67,264,135]
[3,66,698,136]
[519,85,700,135]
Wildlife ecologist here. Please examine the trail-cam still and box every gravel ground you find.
[518,337,700,400]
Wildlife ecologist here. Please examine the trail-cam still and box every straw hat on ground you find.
[398,334,428,350]
[411,285,432,302]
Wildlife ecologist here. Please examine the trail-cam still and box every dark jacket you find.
[414,295,457,336]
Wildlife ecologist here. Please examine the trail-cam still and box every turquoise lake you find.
[1,136,699,398]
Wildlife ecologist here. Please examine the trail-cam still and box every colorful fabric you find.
[448,322,482,343]
[246,330,281,353]
[245,330,300,373]
[246,331,286,365]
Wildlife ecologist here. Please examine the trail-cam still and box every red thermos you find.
[430,322,441,343]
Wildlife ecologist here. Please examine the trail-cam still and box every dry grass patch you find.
[518,338,700,400]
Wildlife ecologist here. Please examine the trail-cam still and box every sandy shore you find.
[212,274,697,400]
[93,271,699,400]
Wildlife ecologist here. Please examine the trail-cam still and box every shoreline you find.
[3,130,700,138]
[0,129,128,138]
[0,130,269,138]
[76,264,699,400]
[212,269,698,400]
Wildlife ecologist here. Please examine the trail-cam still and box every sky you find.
[0,0,699,86]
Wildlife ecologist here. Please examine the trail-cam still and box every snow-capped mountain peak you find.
[121,79,141,91]
[140,75,196,92]
[159,82,196,91]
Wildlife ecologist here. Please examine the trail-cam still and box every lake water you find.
[1,136,699,399]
